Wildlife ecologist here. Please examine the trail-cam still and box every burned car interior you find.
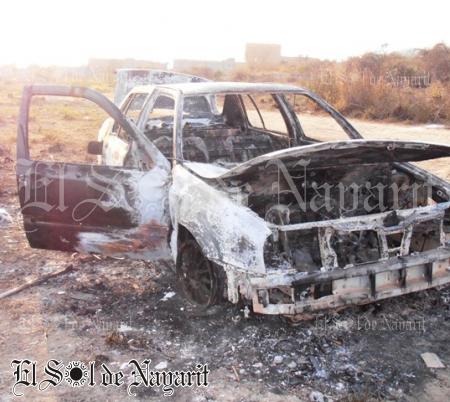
[142,89,359,168]
[144,93,292,164]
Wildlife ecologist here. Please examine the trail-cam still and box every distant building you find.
[245,43,282,66]
[88,58,167,80]
[173,58,235,72]
[281,56,306,65]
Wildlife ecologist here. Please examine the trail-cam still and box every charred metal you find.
[16,75,450,316]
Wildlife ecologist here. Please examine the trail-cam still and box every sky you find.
[1,0,449,67]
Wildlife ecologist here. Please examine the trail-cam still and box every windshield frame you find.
[174,89,363,163]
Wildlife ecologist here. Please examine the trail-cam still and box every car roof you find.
[130,81,306,96]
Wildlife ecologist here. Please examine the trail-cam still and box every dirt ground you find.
[0,85,450,401]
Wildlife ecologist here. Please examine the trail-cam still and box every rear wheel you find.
[176,238,225,308]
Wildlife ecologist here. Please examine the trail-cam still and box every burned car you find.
[16,81,450,316]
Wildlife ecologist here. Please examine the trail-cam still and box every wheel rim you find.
[178,240,216,307]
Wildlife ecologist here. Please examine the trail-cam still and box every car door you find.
[16,85,171,260]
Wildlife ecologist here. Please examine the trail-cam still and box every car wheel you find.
[176,238,225,308]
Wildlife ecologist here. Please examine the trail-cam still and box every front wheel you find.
[176,238,226,308]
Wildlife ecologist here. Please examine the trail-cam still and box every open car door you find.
[16,85,171,260]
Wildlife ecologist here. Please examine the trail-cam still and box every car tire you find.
[176,238,226,309]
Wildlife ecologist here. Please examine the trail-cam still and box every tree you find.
[420,43,450,82]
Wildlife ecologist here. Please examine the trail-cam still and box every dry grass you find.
[218,43,450,125]
[0,80,111,164]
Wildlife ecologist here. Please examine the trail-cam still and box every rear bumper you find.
[251,246,450,315]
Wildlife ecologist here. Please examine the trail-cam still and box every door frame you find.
[16,85,172,260]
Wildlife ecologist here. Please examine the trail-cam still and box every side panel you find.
[169,165,270,272]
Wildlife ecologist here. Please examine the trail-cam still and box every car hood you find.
[185,140,450,180]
